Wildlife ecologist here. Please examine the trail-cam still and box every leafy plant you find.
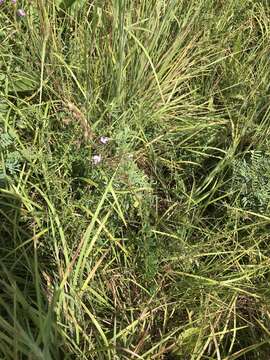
[232,150,270,213]
[0,131,22,185]
[0,0,270,359]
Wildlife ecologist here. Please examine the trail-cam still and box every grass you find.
[0,0,270,358]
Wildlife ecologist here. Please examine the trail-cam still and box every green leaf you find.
[58,0,86,11]
[9,72,38,93]
[173,327,201,357]
[0,101,9,118]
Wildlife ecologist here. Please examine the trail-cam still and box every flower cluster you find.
[0,0,26,17]
[92,136,111,165]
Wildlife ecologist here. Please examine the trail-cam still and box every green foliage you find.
[0,131,22,185]
[233,151,270,213]
[0,0,270,359]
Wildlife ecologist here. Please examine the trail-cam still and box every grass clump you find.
[0,0,270,359]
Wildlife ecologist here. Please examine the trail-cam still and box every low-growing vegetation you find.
[0,0,270,359]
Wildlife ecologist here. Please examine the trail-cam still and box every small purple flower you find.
[0,0,5,5]
[11,0,16,4]
[92,154,102,165]
[17,8,26,17]
[100,136,110,145]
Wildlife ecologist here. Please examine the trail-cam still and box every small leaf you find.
[58,0,87,11]
[0,101,9,117]
[10,72,38,93]
[177,327,200,342]
[0,133,13,148]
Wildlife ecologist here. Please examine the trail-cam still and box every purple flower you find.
[0,0,5,5]
[92,154,102,165]
[11,0,16,4]
[17,8,26,17]
[100,136,110,145]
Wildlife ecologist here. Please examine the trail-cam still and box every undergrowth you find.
[0,0,270,359]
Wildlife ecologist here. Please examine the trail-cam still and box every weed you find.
[0,0,270,359]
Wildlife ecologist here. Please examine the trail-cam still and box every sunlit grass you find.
[0,0,270,358]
